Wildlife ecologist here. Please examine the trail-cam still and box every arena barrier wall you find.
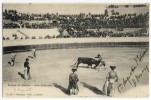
[3,42,149,54]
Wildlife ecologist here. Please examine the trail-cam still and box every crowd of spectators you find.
[3,28,148,40]
[3,9,149,29]
[3,9,149,38]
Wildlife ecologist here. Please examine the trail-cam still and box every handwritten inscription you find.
[117,48,149,93]
[14,88,32,92]
[134,48,148,65]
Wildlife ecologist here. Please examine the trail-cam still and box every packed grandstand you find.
[3,4,149,40]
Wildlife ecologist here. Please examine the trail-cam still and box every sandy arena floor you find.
[2,47,149,98]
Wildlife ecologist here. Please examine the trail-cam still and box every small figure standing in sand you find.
[68,66,79,95]
[102,66,118,97]
[8,51,16,66]
[24,58,31,80]
[31,47,36,58]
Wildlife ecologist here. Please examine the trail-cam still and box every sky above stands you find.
[3,3,149,15]
[3,3,107,14]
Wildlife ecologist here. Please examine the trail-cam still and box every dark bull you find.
[75,57,105,68]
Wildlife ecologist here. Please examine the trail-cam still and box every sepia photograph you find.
[2,3,149,98]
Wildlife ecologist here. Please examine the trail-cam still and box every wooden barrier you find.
[3,42,149,54]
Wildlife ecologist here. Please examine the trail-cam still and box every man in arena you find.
[95,54,103,61]
[94,54,105,69]
[102,66,119,97]
[24,58,31,80]
[31,47,36,58]
[8,51,16,66]
[68,66,79,95]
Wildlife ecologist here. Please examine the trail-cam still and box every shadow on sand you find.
[53,83,69,95]
[77,65,94,69]
[80,82,103,95]
[18,72,25,79]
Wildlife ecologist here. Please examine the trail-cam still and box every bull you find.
[75,57,105,69]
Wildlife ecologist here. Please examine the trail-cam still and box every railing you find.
[3,42,149,54]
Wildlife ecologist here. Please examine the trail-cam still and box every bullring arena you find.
[2,29,149,97]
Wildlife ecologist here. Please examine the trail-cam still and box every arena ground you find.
[2,47,149,97]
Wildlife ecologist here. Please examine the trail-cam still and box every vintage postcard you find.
[2,3,149,98]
